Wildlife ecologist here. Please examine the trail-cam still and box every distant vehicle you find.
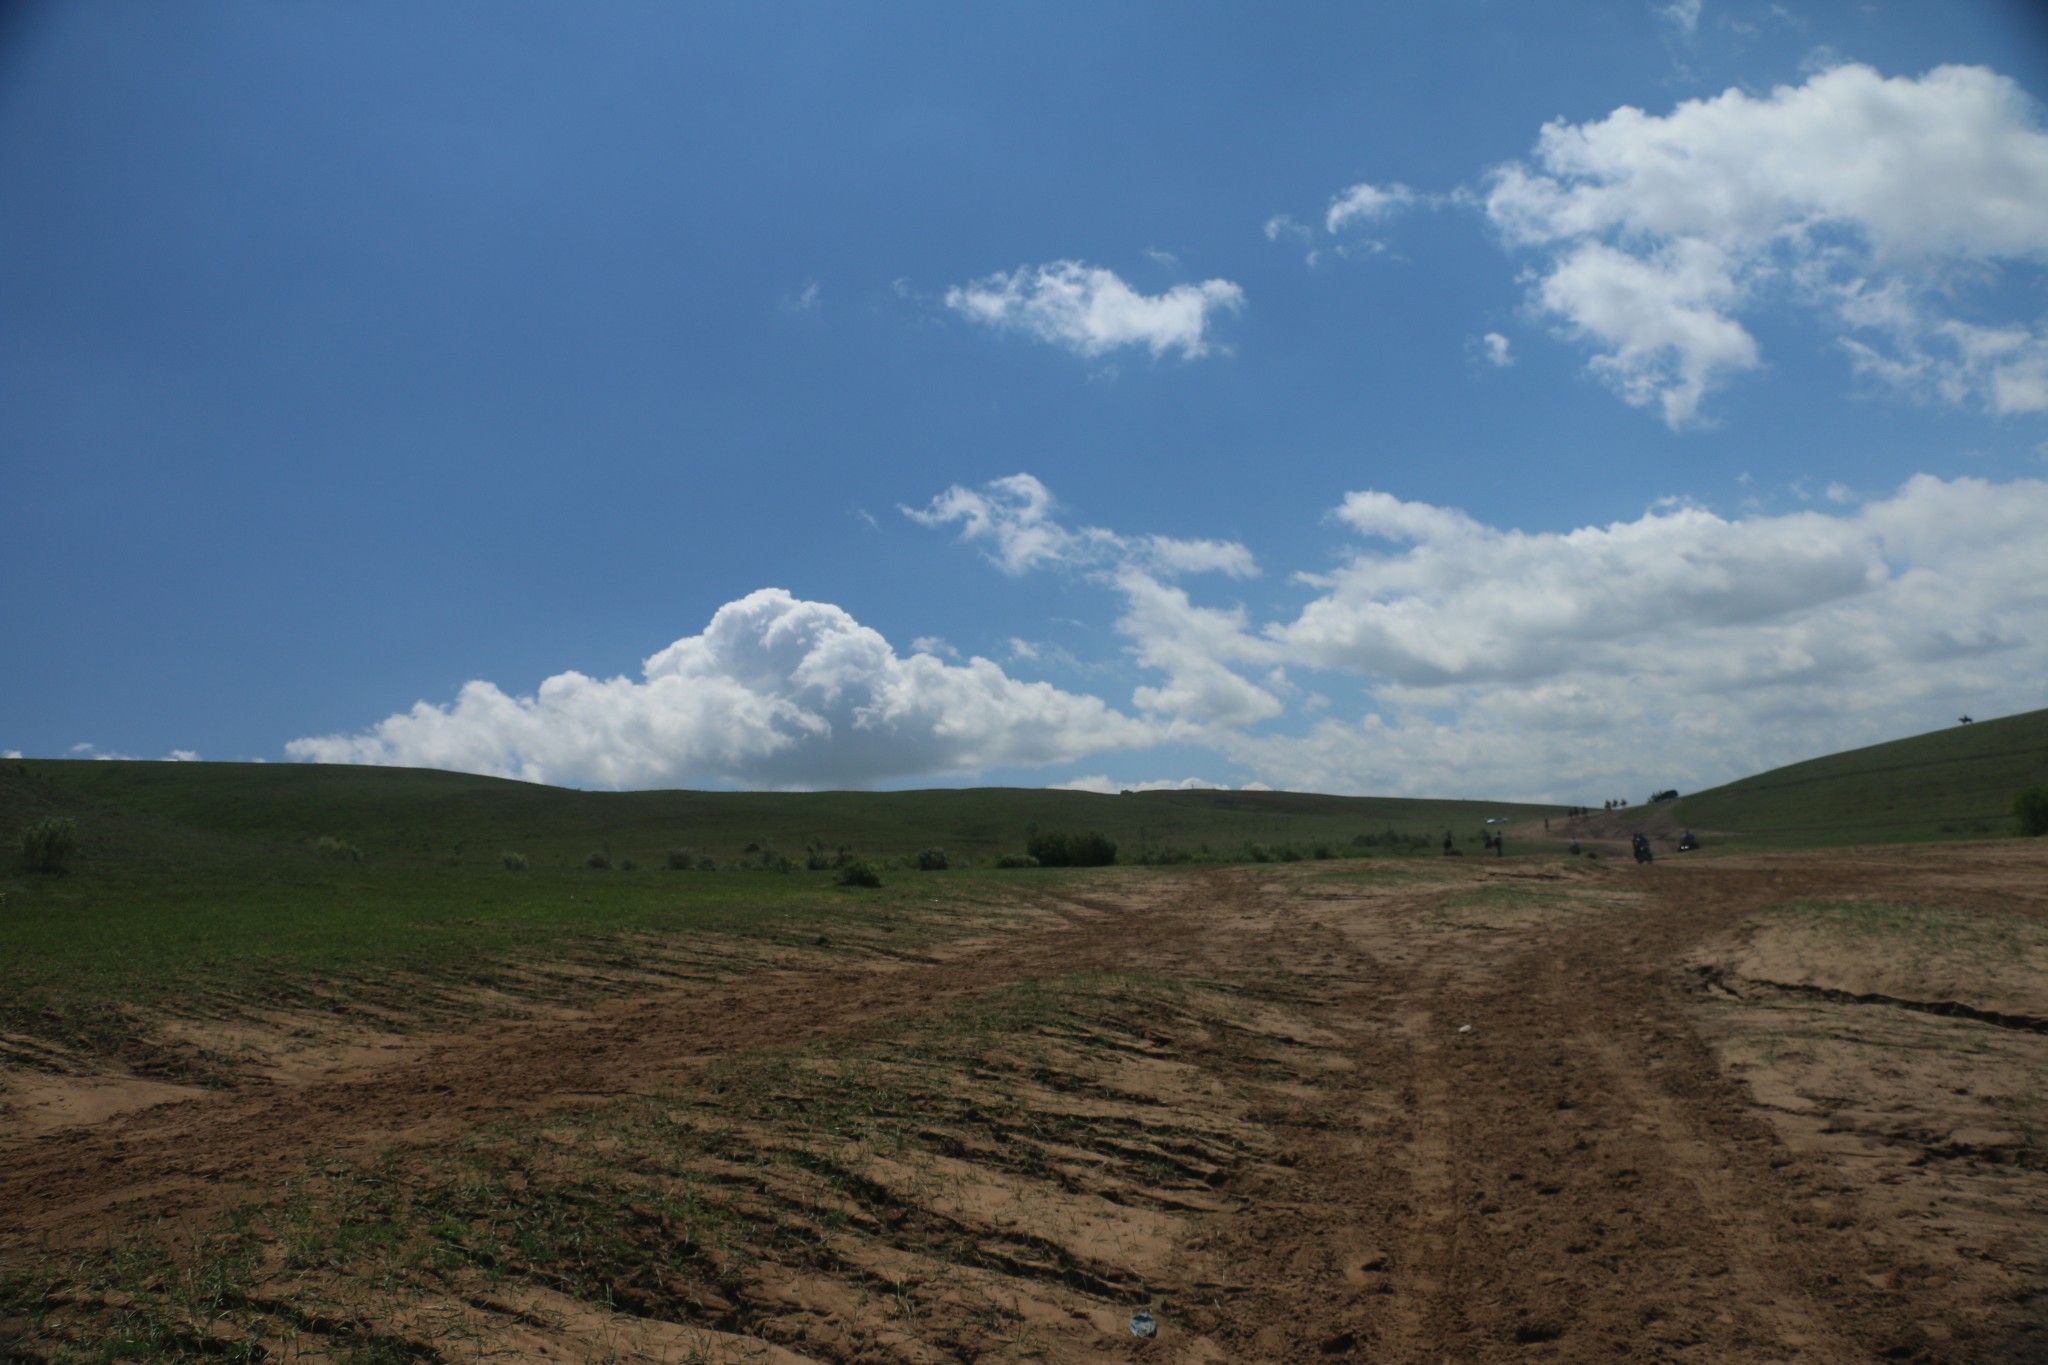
[1632,833,1653,864]
[1677,830,1700,852]
[1484,817,1508,825]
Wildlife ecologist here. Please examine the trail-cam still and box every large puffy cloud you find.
[944,260,1245,360]
[1245,475,2048,796]
[287,589,1162,788]
[908,472,2048,801]
[1486,63,2048,424]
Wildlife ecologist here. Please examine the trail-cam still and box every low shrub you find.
[837,860,883,888]
[501,851,527,871]
[1027,831,1116,867]
[620,858,639,872]
[1137,846,1195,865]
[666,849,694,871]
[19,817,78,874]
[2016,786,2048,837]
[915,848,949,871]
[585,851,612,870]
[697,856,717,872]
[995,853,1039,869]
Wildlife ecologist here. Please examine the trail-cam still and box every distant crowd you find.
[1562,799,1633,819]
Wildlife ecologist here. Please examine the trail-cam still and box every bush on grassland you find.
[837,860,883,888]
[915,848,949,871]
[994,853,1039,869]
[666,849,694,870]
[1025,831,1117,867]
[501,851,528,871]
[19,817,78,874]
[2016,786,2048,837]
[309,834,362,862]
[585,851,612,870]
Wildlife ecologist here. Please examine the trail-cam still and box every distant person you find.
[1632,833,1653,864]
[1569,839,1581,855]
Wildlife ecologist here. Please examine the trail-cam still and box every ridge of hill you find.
[1,759,1554,871]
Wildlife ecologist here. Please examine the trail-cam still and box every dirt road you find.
[5,847,2045,1361]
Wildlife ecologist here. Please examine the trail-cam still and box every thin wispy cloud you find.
[945,261,1245,360]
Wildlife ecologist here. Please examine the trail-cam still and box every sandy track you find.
[6,847,2045,1362]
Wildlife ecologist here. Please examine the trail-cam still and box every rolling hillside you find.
[1664,707,2048,847]
[2,759,1555,870]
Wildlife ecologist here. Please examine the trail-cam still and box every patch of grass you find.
[1772,899,2048,956]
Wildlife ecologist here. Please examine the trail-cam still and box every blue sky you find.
[4,1,2047,800]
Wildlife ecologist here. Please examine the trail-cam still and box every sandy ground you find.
[3,844,2044,1362]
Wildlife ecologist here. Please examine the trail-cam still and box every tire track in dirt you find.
[1169,857,2018,1362]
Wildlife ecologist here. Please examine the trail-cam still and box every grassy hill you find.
[1664,707,2048,848]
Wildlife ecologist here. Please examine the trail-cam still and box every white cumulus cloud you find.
[944,260,1245,360]
[1485,62,2048,425]
[1245,475,2048,796]
[921,473,2048,800]
[287,589,1162,789]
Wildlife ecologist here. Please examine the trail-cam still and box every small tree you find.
[19,817,78,874]
[501,851,528,871]
[2016,786,2048,837]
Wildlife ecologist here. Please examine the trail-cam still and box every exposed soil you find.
[4,845,2045,1362]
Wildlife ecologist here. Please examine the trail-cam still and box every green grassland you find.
[0,760,1553,1047]
[1667,706,2048,848]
